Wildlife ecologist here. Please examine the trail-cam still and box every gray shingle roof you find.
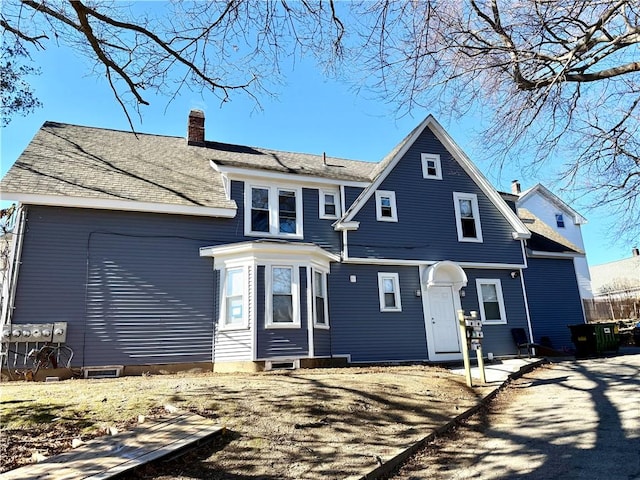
[208,141,375,182]
[518,208,584,254]
[1,122,376,210]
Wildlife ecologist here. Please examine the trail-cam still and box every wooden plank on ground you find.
[0,413,223,480]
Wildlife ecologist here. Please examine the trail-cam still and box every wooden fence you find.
[583,294,640,323]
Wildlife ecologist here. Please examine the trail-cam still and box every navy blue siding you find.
[302,189,341,252]
[256,266,309,359]
[523,257,584,351]
[460,269,530,356]
[86,233,213,365]
[344,186,364,211]
[12,206,221,367]
[314,329,332,357]
[328,263,427,362]
[347,127,524,264]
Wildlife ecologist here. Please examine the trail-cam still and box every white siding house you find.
[513,181,593,300]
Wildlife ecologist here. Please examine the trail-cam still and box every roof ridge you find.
[43,121,183,140]
[41,121,376,166]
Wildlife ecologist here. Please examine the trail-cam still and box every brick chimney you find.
[187,109,205,145]
[511,180,521,195]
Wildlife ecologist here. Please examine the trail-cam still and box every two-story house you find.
[0,111,582,374]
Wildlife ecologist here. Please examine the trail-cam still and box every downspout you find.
[1,205,27,326]
[519,269,536,356]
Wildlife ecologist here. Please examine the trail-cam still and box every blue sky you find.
[0,39,632,267]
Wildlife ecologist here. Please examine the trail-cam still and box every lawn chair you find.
[511,328,533,358]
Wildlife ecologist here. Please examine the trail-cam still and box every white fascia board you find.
[210,162,370,189]
[426,119,531,239]
[200,241,341,264]
[527,249,585,259]
[1,192,237,218]
[518,184,588,225]
[342,256,527,269]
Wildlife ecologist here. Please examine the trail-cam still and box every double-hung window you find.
[476,279,507,324]
[278,190,297,233]
[378,272,402,312]
[453,192,483,242]
[421,153,442,180]
[555,213,565,228]
[319,190,339,219]
[267,266,300,327]
[246,185,303,238]
[221,267,247,329]
[251,187,270,233]
[313,270,329,327]
[375,190,398,222]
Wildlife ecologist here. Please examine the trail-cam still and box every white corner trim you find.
[1,192,237,218]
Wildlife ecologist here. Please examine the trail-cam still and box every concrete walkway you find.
[450,357,543,384]
[350,357,546,480]
[388,352,640,480]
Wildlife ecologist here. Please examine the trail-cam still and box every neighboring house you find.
[0,111,584,374]
[513,182,593,300]
[590,248,640,299]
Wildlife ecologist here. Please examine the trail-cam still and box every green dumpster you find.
[569,323,620,358]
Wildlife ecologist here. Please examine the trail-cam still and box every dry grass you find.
[0,365,489,479]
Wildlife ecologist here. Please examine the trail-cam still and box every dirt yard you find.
[0,365,491,479]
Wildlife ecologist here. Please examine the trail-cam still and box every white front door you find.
[425,285,462,361]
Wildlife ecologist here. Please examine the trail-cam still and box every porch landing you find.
[0,412,223,480]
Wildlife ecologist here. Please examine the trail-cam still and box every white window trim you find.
[265,264,301,328]
[219,266,249,331]
[378,272,402,312]
[319,189,340,220]
[244,183,304,239]
[312,268,330,329]
[476,278,507,325]
[421,153,442,180]
[453,192,483,243]
[375,190,398,223]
